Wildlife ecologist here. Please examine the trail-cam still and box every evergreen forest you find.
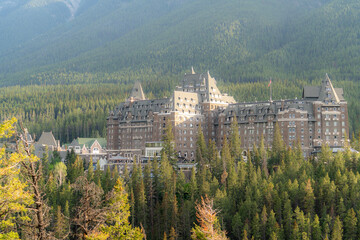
[2,118,360,239]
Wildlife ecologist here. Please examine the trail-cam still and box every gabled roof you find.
[37,132,57,147]
[76,138,107,148]
[129,82,146,101]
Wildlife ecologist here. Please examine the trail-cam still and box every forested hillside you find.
[0,0,359,84]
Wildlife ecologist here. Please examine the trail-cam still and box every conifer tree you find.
[271,123,284,165]
[161,119,177,167]
[41,145,50,179]
[229,116,241,161]
[221,137,233,171]
[242,229,248,240]
[102,165,111,193]
[260,205,268,240]
[87,157,94,181]
[208,139,222,180]
[101,179,143,239]
[169,227,177,240]
[267,210,278,239]
[259,135,268,177]
[331,216,343,240]
[251,213,261,240]
[344,208,357,240]
[311,215,322,240]
[303,179,315,215]
[196,123,207,168]
[94,160,102,186]
[191,196,228,240]
[54,205,68,239]
[190,167,198,200]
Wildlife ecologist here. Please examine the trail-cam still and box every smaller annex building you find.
[68,138,107,162]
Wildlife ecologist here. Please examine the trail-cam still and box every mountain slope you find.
[0,0,359,86]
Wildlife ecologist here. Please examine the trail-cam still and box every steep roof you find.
[37,132,57,147]
[129,82,146,101]
[318,74,340,103]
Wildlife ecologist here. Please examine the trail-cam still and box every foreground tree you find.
[17,122,51,240]
[72,176,107,239]
[0,118,33,239]
[101,178,143,239]
[191,196,228,240]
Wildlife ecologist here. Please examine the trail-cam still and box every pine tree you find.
[331,216,343,240]
[267,210,278,239]
[54,205,68,239]
[94,160,102,186]
[303,179,315,215]
[344,208,357,240]
[259,135,268,177]
[311,215,322,240]
[271,123,284,165]
[221,137,233,172]
[161,119,177,167]
[261,205,268,240]
[101,179,143,239]
[169,227,177,240]
[242,229,249,240]
[229,116,241,161]
[191,196,228,240]
[42,145,50,179]
[102,165,111,193]
[138,174,147,229]
[208,139,222,180]
[252,213,261,240]
[196,123,207,168]
[87,157,94,181]
[190,167,198,200]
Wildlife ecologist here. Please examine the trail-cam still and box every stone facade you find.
[107,70,349,160]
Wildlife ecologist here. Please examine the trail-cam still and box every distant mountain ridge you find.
[0,0,359,86]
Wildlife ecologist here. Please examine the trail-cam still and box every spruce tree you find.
[331,216,343,240]
[229,115,241,161]
[101,179,143,239]
[311,215,322,240]
[161,119,177,167]
[87,157,94,181]
[344,208,357,240]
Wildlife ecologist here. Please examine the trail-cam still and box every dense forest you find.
[2,117,360,239]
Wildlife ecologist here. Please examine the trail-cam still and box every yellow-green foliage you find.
[0,119,33,239]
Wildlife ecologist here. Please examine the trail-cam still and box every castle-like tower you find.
[107,70,349,160]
